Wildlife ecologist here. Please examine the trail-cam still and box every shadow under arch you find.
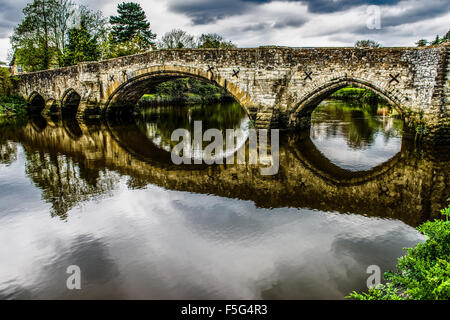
[290,77,405,125]
[104,66,254,117]
[61,89,81,118]
[290,131,406,186]
[28,92,45,114]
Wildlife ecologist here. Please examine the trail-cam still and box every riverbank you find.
[331,86,384,104]
[139,92,234,106]
[348,202,450,300]
[138,78,234,107]
[0,96,27,117]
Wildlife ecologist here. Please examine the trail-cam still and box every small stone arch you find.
[289,77,405,128]
[28,92,46,113]
[61,89,81,118]
[104,65,256,117]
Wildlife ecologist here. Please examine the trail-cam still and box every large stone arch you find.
[289,77,406,128]
[103,65,256,117]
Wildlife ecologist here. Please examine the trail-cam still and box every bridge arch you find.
[289,77,405,127]
[28,92,46,113]
[61,89,81,118]
[104,65,255,116]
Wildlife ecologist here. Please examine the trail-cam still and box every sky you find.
[0,0,449,63]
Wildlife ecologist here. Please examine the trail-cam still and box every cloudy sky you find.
[0,0,449,63]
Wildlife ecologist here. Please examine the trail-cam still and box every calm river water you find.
[0,100,448,299]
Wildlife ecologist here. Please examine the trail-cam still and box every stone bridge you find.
[14,45,450,140]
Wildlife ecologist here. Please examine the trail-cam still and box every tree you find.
[11,0,59,71]
[62,17,100,66]
[158,29,196,49]
[76,5,109,59]
[51,0,75,59]
[197,33,236,49]
[109,2,156,50]
[416,39,428,47]
[0,67,13,96]
[354,40,381,48]
[431,35,441,45]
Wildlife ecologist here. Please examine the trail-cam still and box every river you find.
[0,99,448,299]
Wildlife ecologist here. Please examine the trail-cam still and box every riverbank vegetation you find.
[348,201,450,300]
[329,87,397,116]
[139,78,233,107]
[0,67,26,117]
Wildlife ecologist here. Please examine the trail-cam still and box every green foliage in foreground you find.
[0,96,27,116]
[348,201,450,300]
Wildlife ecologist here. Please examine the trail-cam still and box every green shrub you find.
[348,200,450,300]
[0,95,27,116]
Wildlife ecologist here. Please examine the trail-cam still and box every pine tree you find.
[432,35,441,45]
[62,18,100,66]
[109,2,156,49]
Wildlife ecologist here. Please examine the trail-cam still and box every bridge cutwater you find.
[14,45,450,143]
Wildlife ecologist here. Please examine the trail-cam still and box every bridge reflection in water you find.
[1,112,448,227]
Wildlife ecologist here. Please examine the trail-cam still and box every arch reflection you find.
[1,115,448,226]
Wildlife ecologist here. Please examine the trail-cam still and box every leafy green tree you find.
[109,2,156,50]
[197,33,236,49]
[11,0,59,71]
[354,40,381,48]
[0,67,13,96]
[158,29,196,49]
[76,5,109,60]
[62,17,100,66]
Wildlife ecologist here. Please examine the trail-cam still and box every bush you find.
[0,95,27,116]
[348,200,450,300]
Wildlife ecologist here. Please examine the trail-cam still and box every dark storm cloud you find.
[168,0,255,25]
[273,17,308,29]
[169,0,442,27]
[346,0,450,35]
[241,22,272,32]
[382,0,449,28]
[242,0,403,13]
[0,1,25,38]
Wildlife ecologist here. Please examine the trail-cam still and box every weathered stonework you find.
[14,45,450,142]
